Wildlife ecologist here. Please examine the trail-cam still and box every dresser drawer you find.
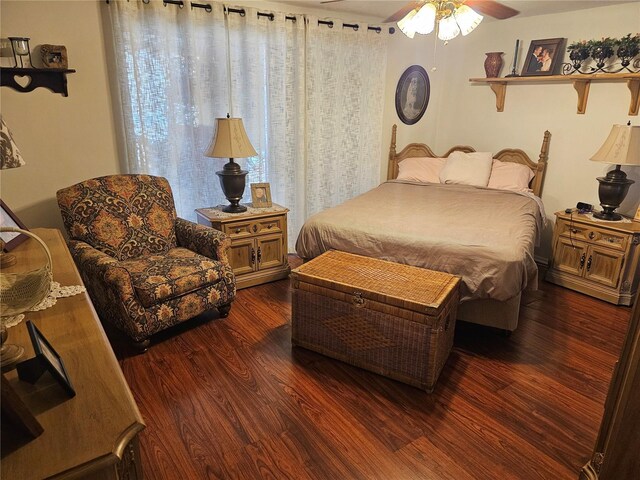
[222,216,285,239]
[557,219,589,241]
[222,220,254,239]
[592,229,627,251]
[557,219,628,251]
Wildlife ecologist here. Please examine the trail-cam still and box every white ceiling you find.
[279,0,637,22]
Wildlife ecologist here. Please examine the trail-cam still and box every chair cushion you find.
[117,248,227,308]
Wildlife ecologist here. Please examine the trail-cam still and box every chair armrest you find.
[68,240,138,300]
[174,218,231,265]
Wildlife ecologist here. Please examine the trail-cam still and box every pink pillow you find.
[487,159,535,192]
[397,157,446,184]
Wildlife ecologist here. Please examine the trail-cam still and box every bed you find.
[295,125,551,331]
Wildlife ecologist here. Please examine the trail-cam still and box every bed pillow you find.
[439,151,493,187]
[487,159,535,193]
[397,157,446,184]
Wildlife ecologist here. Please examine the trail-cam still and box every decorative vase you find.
[617,45,639,69]
[590,45,614,70]
[484,52,504,78]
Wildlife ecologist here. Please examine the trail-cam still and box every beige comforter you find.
[295,180,545,302]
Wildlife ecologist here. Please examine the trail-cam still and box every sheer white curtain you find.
[226,7,306,245]
[109,1,230,220]
[110,2,388,248]
[304,18,388,217]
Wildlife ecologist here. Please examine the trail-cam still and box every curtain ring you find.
[268,13,275,21]
[143,0,150,4]
[352,24,359,31]
[328,21,334,29]
[240,9,246,17]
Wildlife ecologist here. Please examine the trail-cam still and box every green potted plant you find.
[615,33,640,68]
[567,40,590,70]
[588,37,616,70]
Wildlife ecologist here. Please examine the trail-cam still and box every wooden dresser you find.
[545,211,640,305]
[1,229,145,479]
[196,204,290,289]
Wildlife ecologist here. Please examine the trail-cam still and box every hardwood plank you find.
[113,262,630,480]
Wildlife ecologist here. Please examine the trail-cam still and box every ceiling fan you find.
[320,1,520,41]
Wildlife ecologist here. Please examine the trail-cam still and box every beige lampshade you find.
[0,116,25,170]
[590,124,640,166]
[204,118,257,159]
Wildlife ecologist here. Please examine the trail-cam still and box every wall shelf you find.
[0,67,76,97]
[469,72,640,115]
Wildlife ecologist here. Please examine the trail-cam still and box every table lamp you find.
[1,116,26,268]
[204,116,257,213]
[590,122,640,221]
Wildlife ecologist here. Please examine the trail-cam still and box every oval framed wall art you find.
[395,65,430,125]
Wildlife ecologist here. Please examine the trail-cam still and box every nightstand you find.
[545,211,640,305]
[196,204,290,289]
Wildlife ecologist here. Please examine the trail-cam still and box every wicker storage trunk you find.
[291,250,460,392]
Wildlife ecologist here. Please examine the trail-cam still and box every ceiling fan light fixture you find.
[437,15,460,41]
[412,3,437,35]
[397,7,419,38]
[455,5,483,36]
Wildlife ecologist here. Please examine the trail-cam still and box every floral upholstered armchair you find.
[57,175,236,350]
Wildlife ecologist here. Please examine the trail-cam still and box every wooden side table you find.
[545,211,640,305]
[196,204,290,289]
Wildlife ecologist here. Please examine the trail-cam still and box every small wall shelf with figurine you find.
[469,72,640,115]
[0,67,76,97]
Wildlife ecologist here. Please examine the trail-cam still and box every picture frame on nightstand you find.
[251,183,272,208]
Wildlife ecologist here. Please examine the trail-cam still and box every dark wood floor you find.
[116,256,631,480]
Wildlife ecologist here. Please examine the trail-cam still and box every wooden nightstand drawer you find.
[256,216,283,235]
[557,219,589,241]
[557,219,628,251]
[222,220,253,239]
[592,229,627,251]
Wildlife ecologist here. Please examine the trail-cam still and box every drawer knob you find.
[571,228,578,234]
[267,224,273,229]
[580,253,586,269]
[235,228,241,234]
[253,225,258,233]
[589,232,595,240]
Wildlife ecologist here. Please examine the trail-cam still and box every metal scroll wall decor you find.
[563,34,640,75]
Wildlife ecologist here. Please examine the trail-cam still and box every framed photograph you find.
[40,44,68,69]
[0,199,29,251]
[251,183,272,208]
[521,38,566,76]
[1,374,44,439]
[16,321,76,398]
[395,65,430,125]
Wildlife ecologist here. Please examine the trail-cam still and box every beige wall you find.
[1,0,121,232]
[383,2,640,260]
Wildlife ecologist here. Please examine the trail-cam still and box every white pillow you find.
[397,157,446,184]
[439,151,493,187]
[487,159,535,193]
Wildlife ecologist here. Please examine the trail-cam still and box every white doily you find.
[31,281,86,311]
[583,212,632,224]
[1,282,86,328]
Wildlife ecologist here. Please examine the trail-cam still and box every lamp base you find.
[221,203,247,213]
[1,328,24,371]
[216,158,248,214]
[593,211,623,222]
[595,165,634,223]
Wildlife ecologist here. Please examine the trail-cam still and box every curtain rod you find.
[105,1,395,34]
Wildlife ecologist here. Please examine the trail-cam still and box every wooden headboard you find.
[387,125,551,197]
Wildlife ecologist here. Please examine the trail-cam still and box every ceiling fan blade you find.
[383,1,424,24]
[465,0,519,20]
[320,0,345,4]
